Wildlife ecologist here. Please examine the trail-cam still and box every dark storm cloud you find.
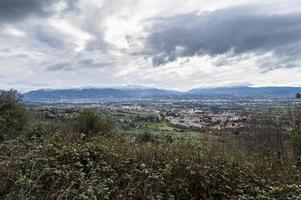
[0,0,58,22]
[146,6,301,67]
[0,0,78,23]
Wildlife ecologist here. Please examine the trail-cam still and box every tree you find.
[296,93,301,99]
[73,109,112,136]
[287,107,301,158]
[246,109,286,157]
[0,90,30,141]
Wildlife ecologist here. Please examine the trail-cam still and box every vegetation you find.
[0,90,301,199]
[73,109,113,137]
[1,132,301,199]
[0,90,31,141]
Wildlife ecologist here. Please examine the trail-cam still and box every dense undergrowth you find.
[0,132,301,200]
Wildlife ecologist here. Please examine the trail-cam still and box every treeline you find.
[0,90,301,199]
[0,90,113,142]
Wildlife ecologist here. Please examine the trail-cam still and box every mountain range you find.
[188,86,301,95]
[23,86,180,103]
[22,86,301,103]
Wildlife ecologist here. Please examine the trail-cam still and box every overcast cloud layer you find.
[1,0,301,92]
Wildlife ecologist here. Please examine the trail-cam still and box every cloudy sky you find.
[1,0,301,92]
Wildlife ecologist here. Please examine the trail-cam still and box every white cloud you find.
[3,26,26,37]
[48,18,94,52]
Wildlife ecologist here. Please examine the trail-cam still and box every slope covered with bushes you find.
[1,132,301,199]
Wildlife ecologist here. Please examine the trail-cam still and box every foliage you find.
[291,132,301,146]
[136,131,156,143]
[26,123,48,140]
[0,90,31,141]
[0,132,300,199]
[73,109,113,136]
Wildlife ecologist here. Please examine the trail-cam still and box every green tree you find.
[74,109,112,136]
[0,89,30,141]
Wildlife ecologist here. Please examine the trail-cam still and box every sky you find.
[1,0,301,92]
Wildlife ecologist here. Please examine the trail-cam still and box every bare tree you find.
[246,108,287,158]
[286,106,301,157]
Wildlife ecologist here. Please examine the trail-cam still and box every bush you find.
[73,109,113,136]
[0,90,31,141]
[136,131,155,143]
[26,123,47,140]
[1,133,300,199]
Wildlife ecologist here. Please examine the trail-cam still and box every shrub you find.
[136,131,155,143]
[1,133,300,200]
[73,109,112,136]
[26,123,47,140]
[0,90,31,141]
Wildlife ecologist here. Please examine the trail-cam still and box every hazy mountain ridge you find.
[188,86,301,95]
[23,87,181,102]
[22,86,301,102]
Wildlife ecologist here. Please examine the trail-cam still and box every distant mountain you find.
[23,87,180,103]
[188,86,301,96]
[22,86,301,103]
